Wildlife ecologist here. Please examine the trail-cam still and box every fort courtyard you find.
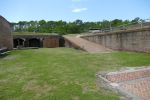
[0,15,150,100]
[0,48,150,100]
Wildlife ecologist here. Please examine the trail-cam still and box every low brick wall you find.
[81,27,150,53]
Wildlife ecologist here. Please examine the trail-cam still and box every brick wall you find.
[0,16,13,50]
[13,35,60,48]
[81,27,150,53]
[43,36,59,48]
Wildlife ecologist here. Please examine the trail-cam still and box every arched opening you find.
[13,38,24,48]
[59,37,65,47]
[29,38,40,47]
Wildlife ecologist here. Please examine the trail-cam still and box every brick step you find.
[106,68,150,82]
[121,78,150,100]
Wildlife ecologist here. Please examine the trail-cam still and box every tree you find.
[12,17,145,34]
[111,19,123,27]
[74,19,83,26]
[101,20,110,29]
[38,20,47,32]
[131,17,140,24]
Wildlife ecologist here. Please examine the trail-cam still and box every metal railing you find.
[89,19,150,34]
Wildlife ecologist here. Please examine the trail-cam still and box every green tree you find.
[12,17,145,34]
[131,17,140,24]
[111,19,123,27]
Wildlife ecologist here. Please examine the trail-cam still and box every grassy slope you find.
[0,48,150,100]
[13,32,58,35]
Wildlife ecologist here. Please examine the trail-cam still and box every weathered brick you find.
[0,16,13,50]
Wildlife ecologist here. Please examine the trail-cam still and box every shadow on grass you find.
[0,53,10,59]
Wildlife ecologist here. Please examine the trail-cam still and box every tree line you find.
[12,17,143,35]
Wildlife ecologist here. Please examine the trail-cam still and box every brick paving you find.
[120,78,150,100]
[106,68,150,83]
[98,68,150,100]
[64,36,112,53]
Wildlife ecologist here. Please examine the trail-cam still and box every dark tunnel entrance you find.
[59,37,65,47]
[13,38,24,48]
[29,38,40,47]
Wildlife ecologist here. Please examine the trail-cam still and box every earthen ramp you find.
[64,36,112,53]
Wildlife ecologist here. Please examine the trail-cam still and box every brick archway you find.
[13,38,25,48]
[28,38,40,47]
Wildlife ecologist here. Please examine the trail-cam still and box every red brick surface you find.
[43,37,59,48]
[0,16,13,50]
[121,79,150,100]
[106,69,150,82]
[100,68,150,100]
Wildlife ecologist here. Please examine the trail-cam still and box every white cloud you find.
[72,8,87,13]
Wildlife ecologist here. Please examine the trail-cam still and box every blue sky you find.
[0,0,150,22]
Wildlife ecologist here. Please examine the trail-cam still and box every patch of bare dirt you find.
[22,80,56,97]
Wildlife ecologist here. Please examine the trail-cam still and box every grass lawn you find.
[0,48,150,100]
[13,32,58,35]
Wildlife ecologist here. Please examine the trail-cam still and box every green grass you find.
[13,32,58,35]
[0,48,150,100]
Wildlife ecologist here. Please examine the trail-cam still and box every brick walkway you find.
[64,36,112,53]
[98,68,150,100]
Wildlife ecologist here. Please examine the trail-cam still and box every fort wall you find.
[0,16,13,50]
[81,27,150,53]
